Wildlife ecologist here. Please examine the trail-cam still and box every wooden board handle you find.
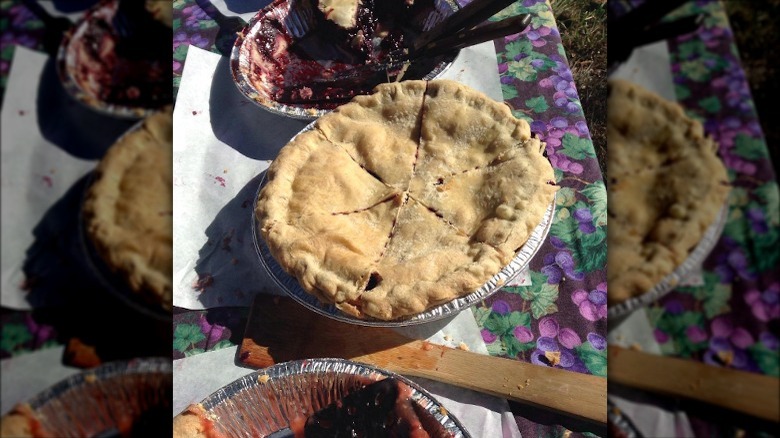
[239,296,607,425]
[609,346,779,422]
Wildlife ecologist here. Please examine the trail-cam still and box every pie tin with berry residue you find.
[231,0,462,120]
[56,0,169,120]
[18,358,171,436]
[251,124,556,327]
[193,358,470,437]
[607,202,730,320]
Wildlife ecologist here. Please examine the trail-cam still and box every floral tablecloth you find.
[171,0,607,436]
[610,0,779,436]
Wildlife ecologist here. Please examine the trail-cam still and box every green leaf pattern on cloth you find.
[172,308,248,359]
[633,0,780,379]
[477,9,607,428]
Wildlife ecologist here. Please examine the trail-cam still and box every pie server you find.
[239,296,608,425]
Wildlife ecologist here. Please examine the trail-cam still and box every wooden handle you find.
[609,346,780,422]
[239,296,607,425]
[421,15,532,58]
[357,341,607,425]
[413,0,517,52]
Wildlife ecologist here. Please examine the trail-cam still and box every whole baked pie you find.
[257,79,558,320]
[607,79,730,305]
[83,106,173,311]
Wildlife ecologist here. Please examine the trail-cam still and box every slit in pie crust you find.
[257,79,558,320]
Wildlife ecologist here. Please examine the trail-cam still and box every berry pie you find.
[257,79,557,320]
[82,106,173,311]
[607,80,730,305]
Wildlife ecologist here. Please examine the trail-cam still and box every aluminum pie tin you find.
[251,123,556,327]
[12,358,171,437]
[607,202,730,320]
[78,119,170,321]
[56,0,165,120]
[607,399,643,438]
[194,358,470,437]
[230,0,461,120]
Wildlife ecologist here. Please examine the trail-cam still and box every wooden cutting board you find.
[238,295,608,425]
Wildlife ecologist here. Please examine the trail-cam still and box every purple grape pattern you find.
[626,0,780,379]
[475,0,608,405]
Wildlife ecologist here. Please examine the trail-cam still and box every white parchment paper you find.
[1,46,136,310]
[1,347,79,415]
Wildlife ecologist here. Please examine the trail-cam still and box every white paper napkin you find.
[1,46,136,310]
[1,347,80,415]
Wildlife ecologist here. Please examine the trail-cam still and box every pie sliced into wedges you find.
[607,79,730,305]
[257,79,557,320]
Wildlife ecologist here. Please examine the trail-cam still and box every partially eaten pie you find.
[64,0,172,110]
[257,79,557,320]
[607,80,730,305]
[238,0,449,110]
[83,106,173,311]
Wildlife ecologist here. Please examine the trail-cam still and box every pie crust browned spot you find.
[83,106,173,311]
[257,79,557,320]
[607,79,730,306]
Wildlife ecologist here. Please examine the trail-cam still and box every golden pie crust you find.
[607,80,730,305]
[83,106,173,311]
[0,405,50,438]
[257,80,557,320]
[173,404,221,438]
[317,0,361,29]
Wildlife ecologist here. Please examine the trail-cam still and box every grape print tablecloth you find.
[609,0,779,436]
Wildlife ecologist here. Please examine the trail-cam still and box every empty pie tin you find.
[607,202,730,320]
[56,0,169,119]
[252,122,557,327]
[230,0,461,120]
[191,358,470,437]
[12,358,171,436]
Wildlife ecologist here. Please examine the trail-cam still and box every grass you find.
[723,0,780,172]
[550,0,779,177]
[550,0,608,176]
